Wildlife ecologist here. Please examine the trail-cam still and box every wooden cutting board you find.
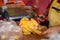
[20,34,48,40]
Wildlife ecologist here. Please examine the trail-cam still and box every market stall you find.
[0,0,60,40]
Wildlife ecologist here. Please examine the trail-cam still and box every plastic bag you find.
[40,32,60,40]
[48,32,60,40]
[0,20,23,40]
[48,0,60,26]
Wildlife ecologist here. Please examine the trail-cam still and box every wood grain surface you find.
[20,34,48,40]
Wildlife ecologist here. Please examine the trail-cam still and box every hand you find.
[43,26,60,37]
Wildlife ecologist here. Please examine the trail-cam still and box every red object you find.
[37,0,52,15]
[58,0,60,3]
[23,0,53,24]
[23,0,52,15]
[34,17,40,24]
[0,0,4,5]
[23,0,35,6]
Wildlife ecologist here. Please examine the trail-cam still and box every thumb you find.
[43,30,49,34]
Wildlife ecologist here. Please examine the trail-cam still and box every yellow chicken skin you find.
[48,0,60,26]
[19,17,31,35]
[19,17,42,35]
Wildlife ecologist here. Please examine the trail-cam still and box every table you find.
[21,34,48,40]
